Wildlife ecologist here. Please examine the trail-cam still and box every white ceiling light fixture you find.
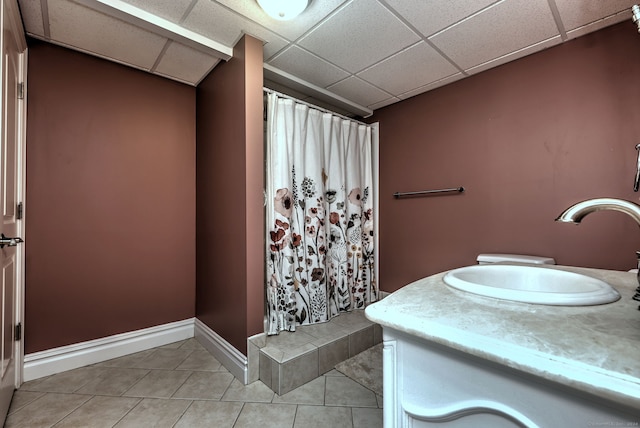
[257,0,309,21]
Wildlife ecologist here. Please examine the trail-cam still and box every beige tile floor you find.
[5,338,382,428]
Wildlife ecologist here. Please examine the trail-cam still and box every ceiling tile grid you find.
[17,0,45,37]
[429,0,560,71]
[356,41,460,95]
[565,9,634,40]
[180,0,290,57]
[554,0,637,31]
[381,0,498,37]
[216,0,347,42]
[327,75,392,107]
[368,96,401,110]
[154,41,220,85]
[465,35,563,76]
[17,0,640,116]
[398,73,466,101]
[120,0,193,23]
[47,0,168,70]
[268,45,350,88]
[297,0,421,73]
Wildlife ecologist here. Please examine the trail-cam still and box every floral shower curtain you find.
[265,92,378,335]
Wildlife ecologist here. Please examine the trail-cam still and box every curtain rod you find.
[263,87,369,127]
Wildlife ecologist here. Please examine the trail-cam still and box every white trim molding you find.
[23,318,195,381]
[23,318,250,385]
[403,401,539,427]
[194,318,248,384]
[73,0,232,60]
[264,64,372,118]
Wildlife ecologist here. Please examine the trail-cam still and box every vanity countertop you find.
[364,265,640,410]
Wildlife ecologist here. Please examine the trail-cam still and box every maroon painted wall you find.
[371,22,640,293]
[196,35,264,355]
[25,40,196,353]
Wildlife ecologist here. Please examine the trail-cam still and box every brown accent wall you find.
[25,40,196,353]
[195,35,264,355]
[371,22,640,293]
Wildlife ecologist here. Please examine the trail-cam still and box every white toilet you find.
[476,253,556,265]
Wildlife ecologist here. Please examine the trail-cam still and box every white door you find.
[0,0,26,422]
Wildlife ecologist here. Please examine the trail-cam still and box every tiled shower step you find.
[252,311,382,396]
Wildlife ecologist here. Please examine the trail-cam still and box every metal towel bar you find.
[394,187,465,198]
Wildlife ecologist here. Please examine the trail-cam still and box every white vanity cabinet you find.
[383,328,638,427]
[365,266,640,428]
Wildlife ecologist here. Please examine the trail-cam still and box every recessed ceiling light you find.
[257,0,309,21]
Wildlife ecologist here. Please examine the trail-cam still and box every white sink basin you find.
[443,265,621,306]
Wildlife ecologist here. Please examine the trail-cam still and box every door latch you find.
[0,234,23,248]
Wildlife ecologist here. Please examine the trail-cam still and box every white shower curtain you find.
[265,92,378,335]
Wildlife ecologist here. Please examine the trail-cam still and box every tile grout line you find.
[214,382,231,403]
[231,402,247,428]
[110,396,144,428]
[119,368,152,397]
[47,393,93,428]
[323,374,328,407]
[169,370,196,399]
[170,398,195,428]
[8,335,383,426]
[290,403,300,428]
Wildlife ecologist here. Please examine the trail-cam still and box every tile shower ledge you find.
[364,265,640,410]
[253,310,382,395]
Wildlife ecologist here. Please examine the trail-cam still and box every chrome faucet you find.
[556,197,640,308]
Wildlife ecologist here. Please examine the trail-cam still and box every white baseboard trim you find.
[194,318,248,384]
[23,318,195,381]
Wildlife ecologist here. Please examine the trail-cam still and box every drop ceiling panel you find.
[268,46,349,88]
[48,0,168,70]
[398,73,465,100]
[466,35,562,75]
[328,76,390,108]
[383,0,497,37]
[120,0,193,23]
[17,0,640,116]
[180,0,253,44]
[369,96,401,110]
[565,10,632,40]
[17,0,45,37]
[554,0,637,32]
[298,0,420,73]
[182,0,288,58]
[357,41,459,95]
[261,40,288,61]
[154,41,220,85]
[430,0,559,70]
[217,0,348,43]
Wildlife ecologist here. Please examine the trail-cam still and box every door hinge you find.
[15,323,21,341]
[16,202,23,220]
[17,82,24,100]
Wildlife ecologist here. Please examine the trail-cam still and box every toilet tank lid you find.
[477,254,556,265]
